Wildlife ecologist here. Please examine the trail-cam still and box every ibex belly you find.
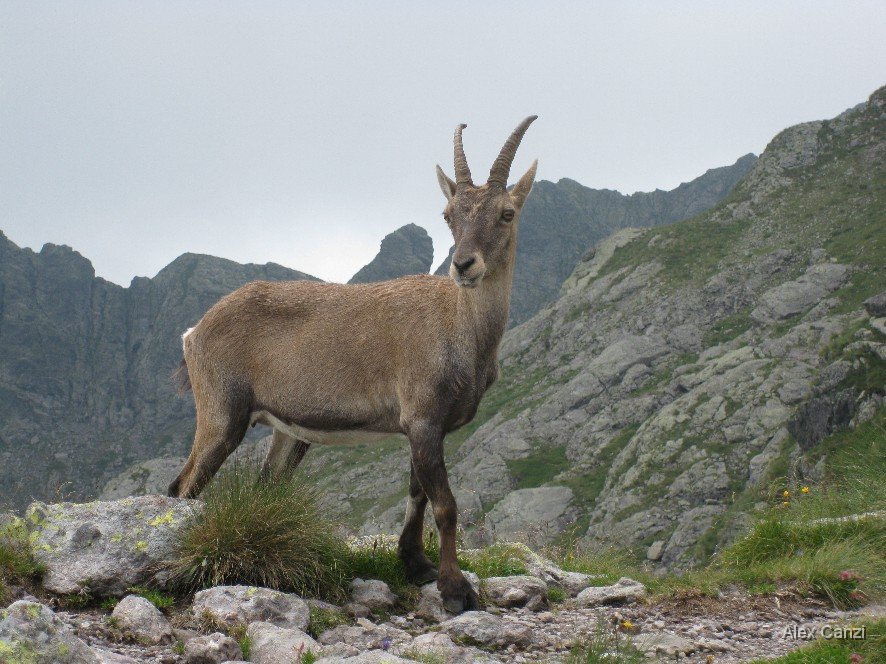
[249,410,406,447]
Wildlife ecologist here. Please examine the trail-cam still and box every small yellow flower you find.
[801,486,810,494]
[783,490,790,498]
[782,501,790,507]
[622,620,634,629]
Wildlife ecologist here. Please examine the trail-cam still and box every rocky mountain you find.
[247,86,881,568]
[348,223,434,284]
[0,241,319,508]
[435,153,758,326]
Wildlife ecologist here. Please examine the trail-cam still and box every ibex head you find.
[436,117,538,288]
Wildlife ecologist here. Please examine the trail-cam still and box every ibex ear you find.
[436,165,457,201]
[511,159,538,207]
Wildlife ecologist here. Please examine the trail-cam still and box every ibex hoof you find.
[440,575,481,613]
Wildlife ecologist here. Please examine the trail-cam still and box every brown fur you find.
[170,118,539,612]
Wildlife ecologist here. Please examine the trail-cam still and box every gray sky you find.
[2,1,884,285]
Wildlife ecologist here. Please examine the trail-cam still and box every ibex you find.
[169,117,538,612]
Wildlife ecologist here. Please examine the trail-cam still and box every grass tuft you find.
[565,618,646,663]
[168,460,352,599]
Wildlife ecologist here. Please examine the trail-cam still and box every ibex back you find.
[170,117,539,612]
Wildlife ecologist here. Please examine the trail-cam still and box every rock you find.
[438,611,532,648]
[183,632,243,664]
[343,602,371,619]
[348,224,434,285]
[751,263,851,323]
[316,619,411,650]
[246,622,320,664]
[788,389,856,450]
[0,600,100,663]
[25,495,199,595]
[395,632,475,663]
[646,540,665,561]
[575,578,646,606]
[192,585,310,631]
[349,579,397,611]
[635,632,697,657]
[314,652,414,664]
[100,457,188,500]
[414,572,481,622]
[485,486,579,545]
[482,576,548,610]
[92,651,140,664]
[110,594,174,645]
[863,292,886,317]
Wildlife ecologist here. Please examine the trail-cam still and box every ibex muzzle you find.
[170,117,538,613]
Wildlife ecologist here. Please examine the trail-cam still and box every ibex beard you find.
[170,116,538,613]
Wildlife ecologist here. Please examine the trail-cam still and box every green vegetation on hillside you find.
[0,516,44,603]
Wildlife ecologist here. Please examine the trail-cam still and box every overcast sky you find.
[1,1,884,285]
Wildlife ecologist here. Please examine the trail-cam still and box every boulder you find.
[192,585,309,631]
[317,619,411,650]
[485,486,578,545]
[110,594,174,645]
[863,292,886,317]
[395,632,476,663]
[25,495,199,595]
[751,263,850,323]
[646,541,666,561]
[183,632,243,664]
[0,600,100,663]
[635,632,697,657]
[246,622,320,664]
[314,652,415,664]
[482,575,548,610]
[575,578,646,606]
[349,579,397,611]
[438,611,532,648]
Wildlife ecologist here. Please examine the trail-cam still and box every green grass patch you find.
[0,515,44,602]
[506,445,569,490]
[704,310,754,346]
[751,618,884,663]
[307,605,351,638]
[127,586,176,611]
[168,460,352,600]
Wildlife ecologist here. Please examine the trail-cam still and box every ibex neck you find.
[455,262,514,358]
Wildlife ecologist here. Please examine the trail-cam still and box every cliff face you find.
[348,223,434,284]
[0,240,318,508]
[435,154,758,326]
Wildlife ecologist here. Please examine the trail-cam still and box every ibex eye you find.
[501,210,515,223]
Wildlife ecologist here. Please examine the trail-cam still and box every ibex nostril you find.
[453,257,476,273]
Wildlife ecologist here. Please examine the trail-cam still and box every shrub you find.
[167,460,352,599]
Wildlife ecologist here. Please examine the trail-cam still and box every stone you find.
[25,495,199,596]
[110,594,174,645]
[192,585,310,631]
[485,486,579,545]
[438,611,532,648]
[0,600,100,663]
[349,579,397,611]
[314,652,414,664]
[635,632,697,657]
[395,632,475,663]
[317,619,411,651]
[575,578,646,606]
[482,576,548,610]
[646,540,665,561]
[246,622,320,664]
[92,651,140,664]
[183,632,243,664]
[100,457,188,500]
[751,263,851,323]
[863,292,886,317]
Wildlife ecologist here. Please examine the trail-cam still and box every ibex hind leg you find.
[168,396,251,498]
[259,429,311,482]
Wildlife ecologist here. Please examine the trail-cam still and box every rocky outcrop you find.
[191,585,310,631]
[26,495,199,595]
[348,224,434,285]
[0,600,100,663]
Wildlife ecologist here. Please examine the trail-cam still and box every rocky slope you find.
[0,242,319,509]
[435,154,758,326]
[348,224,434,284]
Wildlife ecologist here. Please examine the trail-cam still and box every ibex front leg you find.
[397,461,438,585]
[406,420,480,613]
